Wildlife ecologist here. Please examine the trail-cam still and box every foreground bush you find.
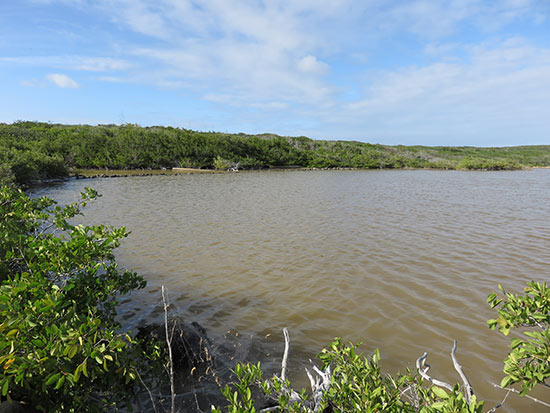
[488,281,550,394]
[215,280,550,412]
[0,186,147,411]
[214,337,484,413]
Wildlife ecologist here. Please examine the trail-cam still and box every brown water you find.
[34,169,550,411]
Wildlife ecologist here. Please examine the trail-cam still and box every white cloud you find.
[339,38,550,144]
[297,55,330,75]
[46,73,80,88]
[19,79,38,87]
[8,0,550,144]
[0,55,130,72]
[75,57,131,71]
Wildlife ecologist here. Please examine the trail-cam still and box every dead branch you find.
[416,352,453,391]
[486,388,511,413]
[259,329,331,413]
[162,285,176,413]
[451,340,474,404]
[281,327,290,383]
[492,383,550,408]
[136,370,159,413]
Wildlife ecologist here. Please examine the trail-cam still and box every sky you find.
[1,0,550,146]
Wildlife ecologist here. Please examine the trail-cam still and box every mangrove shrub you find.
[0,186,147,411]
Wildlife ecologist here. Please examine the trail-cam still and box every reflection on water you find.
[34,169,550,412]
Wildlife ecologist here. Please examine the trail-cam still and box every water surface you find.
[34,169,550,411]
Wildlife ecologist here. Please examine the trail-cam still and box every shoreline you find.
[73,165,532,179]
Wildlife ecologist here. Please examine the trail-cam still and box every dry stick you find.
[450,340,474,404]
[281,327,290,382]
[491,383,550,408]
[259,329,291,413]
[136,370,159,413]
[260,329,311,413]
[259,407,280,412]
[416,352,453,391]
[162,285,176,413]
[486,388,511,413]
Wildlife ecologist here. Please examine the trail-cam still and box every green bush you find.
[0,164,15,187]
[488,281,550,394]
[213,338,484,412]
[214,156,233,170]
[2,121,542,177]
[455,158,521,171]
[0,186,147,411]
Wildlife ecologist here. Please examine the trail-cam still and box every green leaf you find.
[432,386,449,399]
[67,344,78,359]
[500,376,514,388]
[6,329,18,338]
[82,359,88,377]
[55,375,65,390]
[45,373,61,387]
[74,364,82,383]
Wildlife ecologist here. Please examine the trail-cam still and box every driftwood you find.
[259,328,332,413]
[416,340,475,405]
[262,331,515,412]
[450,340,474,404]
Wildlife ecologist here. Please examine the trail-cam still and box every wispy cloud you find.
[46,73,79,88]
[0,55,130,72]
[4,0,550,143]
[338,37,550,144]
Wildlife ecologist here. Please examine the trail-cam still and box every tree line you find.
[2,121,550,185]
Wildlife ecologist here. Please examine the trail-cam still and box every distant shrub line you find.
[2,121,549,185]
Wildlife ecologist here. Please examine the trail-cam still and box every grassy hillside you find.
[1,121,549,185]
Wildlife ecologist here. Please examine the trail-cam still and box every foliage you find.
[455,158,521,171]
[488,281,550,395]
[213,338,485,412]
[214,156,233,170]
[2,121,550,185]
[0,164,15,187]
[0,185,148,411]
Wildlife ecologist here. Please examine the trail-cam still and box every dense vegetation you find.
[0,185,164,411]
[2,121,550,185]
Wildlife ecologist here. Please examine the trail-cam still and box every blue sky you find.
[1,0,549,146]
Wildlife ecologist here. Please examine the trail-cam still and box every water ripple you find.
[33,169,550,412]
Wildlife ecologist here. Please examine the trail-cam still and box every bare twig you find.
[528,315,545,330]
[492,383,550,408]
[486,388,511,413]
[416,352,453,391]
[162,285,176,413]
[136,370,159,413]
[259,407,280,412]
[451,340,474,404]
